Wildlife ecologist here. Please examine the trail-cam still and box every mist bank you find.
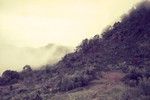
[0,43,73,74]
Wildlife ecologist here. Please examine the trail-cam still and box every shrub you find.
[0,77,6,85]
[21,65,33,79]
[138,78,150,96]
[122,69,150,99]
[33,94,43,100]
[0,70,20,85]
[2,70,20,79]
[122,79,150,100]
[122,71,142,86]
[56,72,92,91]
[121,88,142,100]
[23,65,32,72]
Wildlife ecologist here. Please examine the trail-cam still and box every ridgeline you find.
[0,1,150,100]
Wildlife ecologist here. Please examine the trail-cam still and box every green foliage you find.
[122,68,150,99]
[23,65,32,72]
[0,70,20,86]
[21,65,33,78]
[1,1,150,99]
[57,72,93,91]
[138,78,150,96]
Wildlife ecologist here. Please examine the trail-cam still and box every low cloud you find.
[0,43,73,74]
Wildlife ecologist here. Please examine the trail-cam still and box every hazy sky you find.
[0,0,142,47]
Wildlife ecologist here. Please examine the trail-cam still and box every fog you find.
[0,43,73,74]
[0,0,142,73]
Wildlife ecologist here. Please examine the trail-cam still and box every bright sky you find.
[0,0,142,47]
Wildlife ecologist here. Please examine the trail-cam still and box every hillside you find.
[0,1,150,100]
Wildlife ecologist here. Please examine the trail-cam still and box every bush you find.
[138,78,150,96]
[122,79,150,100]
[122,69,150,99]
[2,70,20,79]
[56,72,92,91]
[23,65,32,72]
[121,88,142,100]
[21,65,33,79]
[122,71,143,86]
[0,70,20,85]
[0,77,6,85]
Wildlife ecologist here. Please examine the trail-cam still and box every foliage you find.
[0,1,150,99]
[0,70,20,85]
[56,68,98,91]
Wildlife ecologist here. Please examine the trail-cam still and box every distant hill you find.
[0,1,150,100]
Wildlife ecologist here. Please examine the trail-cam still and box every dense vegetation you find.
[0,1,150,100]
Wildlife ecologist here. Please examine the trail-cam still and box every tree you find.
[0,70,20,85]
[76,38,89,52]
[2,70,20,80]
[23,65,32,72]
[21,65,33,80]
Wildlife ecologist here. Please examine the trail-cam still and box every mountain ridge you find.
[0,1,150,100]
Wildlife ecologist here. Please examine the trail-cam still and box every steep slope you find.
[54,1,150,81]
[59,1,150,68]
[0,1,150,100]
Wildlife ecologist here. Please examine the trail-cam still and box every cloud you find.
[0,0,142,73]
[0,43,73,74]
[0,0,142,47]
